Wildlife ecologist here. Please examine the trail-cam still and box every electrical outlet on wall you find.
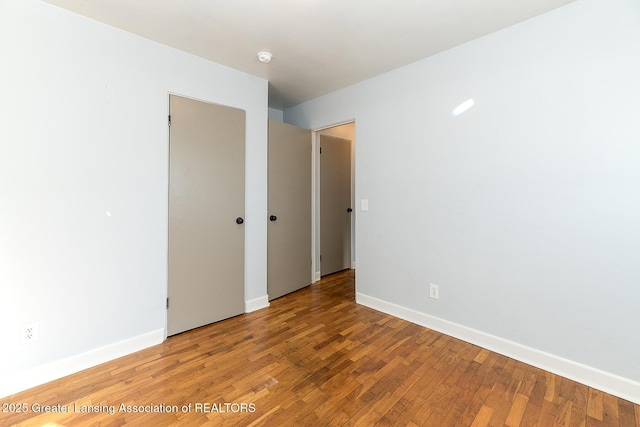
[21,322,39,345]
[429,283,439,300]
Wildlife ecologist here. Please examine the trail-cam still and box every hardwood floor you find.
[2,270,639,426]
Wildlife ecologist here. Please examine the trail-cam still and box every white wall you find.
[268,107,284,122]
[0,0,268,396]
[286,0,640,402]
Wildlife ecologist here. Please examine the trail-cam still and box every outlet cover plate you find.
[21,322,39,345]
[429,283,439,300]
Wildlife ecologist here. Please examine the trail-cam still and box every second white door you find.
[268,120,312,300]
[168,95,245,336]
[320,135,352,276]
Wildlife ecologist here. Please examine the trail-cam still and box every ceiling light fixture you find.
[257,51,272,63]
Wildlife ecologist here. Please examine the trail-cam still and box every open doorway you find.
[313,122,356,281]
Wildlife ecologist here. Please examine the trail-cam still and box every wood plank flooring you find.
[2,270,638,426]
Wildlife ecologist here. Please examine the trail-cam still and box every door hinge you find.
[166,297,169,309]
[320,255,322,262]
[168,115,171,127]
[320,147,322,154]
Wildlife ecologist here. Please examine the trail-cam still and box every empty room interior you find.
[1,0,639,425]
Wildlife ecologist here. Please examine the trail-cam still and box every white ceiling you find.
[43,0,577,109]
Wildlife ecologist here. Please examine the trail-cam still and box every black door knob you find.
[269,215,277,222]
[236,217,244,224]
[347,208,353,213]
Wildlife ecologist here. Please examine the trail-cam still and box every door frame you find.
[312,121,356,282]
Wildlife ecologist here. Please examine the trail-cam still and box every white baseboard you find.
[314,271,321,282]
[351,262,356,269]
[1,328,164,399]
[245,295,269,313]
[356,292,640,405]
